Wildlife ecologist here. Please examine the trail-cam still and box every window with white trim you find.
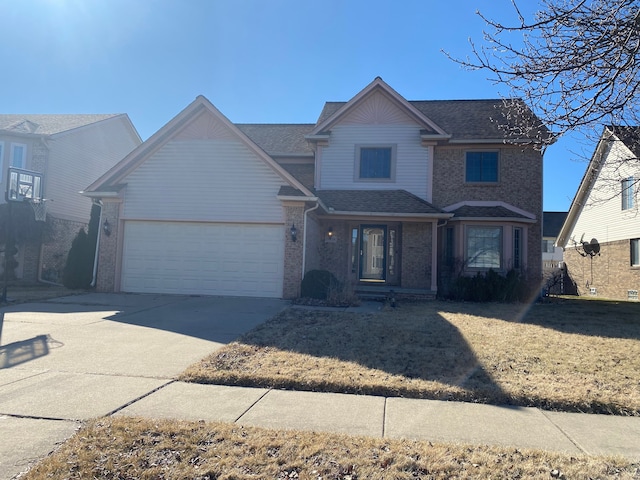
[10,143,26,169]
[355,145,395,181]
[622,177,635,210]
[466,226,502,269]
[631,238,640,267]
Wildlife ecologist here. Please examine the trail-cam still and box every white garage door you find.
[121,221,284,297]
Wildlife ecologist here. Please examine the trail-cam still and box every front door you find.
[360,225,387,282]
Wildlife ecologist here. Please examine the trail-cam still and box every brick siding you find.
[95,201,120,292]
[400,222,432,289]
[432,145,543,280]
[283,204,305,299]
[564,239,640,300]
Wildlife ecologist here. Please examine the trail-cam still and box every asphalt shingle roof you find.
[237,124,315,156]
[543,212,568,237]
[279,163,315,190]
[610,126,640,159]
[316,100,550,142]
[317,190,443,215]
[449,205,530,220]
[0,114,120,135]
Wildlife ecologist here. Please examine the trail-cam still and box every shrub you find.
[300,270,341,300]
[443,268,537,303]
[63,228,92,289]
[62,204,101,289]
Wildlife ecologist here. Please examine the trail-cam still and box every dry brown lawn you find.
[181,298,640,415]
[23,417,638,480]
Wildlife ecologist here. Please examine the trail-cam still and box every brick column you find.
[95,199,122,292]
[282,202,305,299]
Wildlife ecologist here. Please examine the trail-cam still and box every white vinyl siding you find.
[123,140,285,223]
[318,124,430,200]
[571,140,640,244]
[121,221,284,297]
[46,117,140,221]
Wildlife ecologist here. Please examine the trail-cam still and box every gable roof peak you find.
[310,78,448,136]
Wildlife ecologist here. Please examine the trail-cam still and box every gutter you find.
[322,210,452,219]
[90,200,103,287]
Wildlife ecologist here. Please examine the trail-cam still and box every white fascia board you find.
[276,195,318,202]
[271,153,314,158]
[420,133,452,141]
[0,130,47,139]
[450,216,537,224]
[304,134,331,142]
[80,190,121,198]
[323,210,452,219]
[447,138,544,145]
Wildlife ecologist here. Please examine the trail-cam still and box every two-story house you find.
[84,78,547,299]
[557,126,640,300]
[0,115,141,283]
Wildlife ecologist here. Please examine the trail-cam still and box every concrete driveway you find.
[0,293,286,480]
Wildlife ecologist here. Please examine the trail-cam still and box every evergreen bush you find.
[62,204,101,289]
[444,268,537,303]
[300,269,341,300]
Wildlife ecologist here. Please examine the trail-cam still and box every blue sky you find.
[1,0,590,211]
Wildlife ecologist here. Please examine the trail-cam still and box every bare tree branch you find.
[445,0,640,142]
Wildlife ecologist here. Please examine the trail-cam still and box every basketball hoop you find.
[26,198,48,222]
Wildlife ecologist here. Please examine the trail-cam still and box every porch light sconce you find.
[325,227,336,243]
[290,223,297,242]
[103,219,111,237]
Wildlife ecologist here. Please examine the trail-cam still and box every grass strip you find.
[23,417,638,479]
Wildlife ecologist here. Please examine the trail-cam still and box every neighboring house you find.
[0,114,141,283]
[557,126,640,301]
[542,211,568,294]
[84,78,548,299]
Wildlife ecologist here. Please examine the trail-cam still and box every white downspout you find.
[302,202,320,279]
[90,200,103,287]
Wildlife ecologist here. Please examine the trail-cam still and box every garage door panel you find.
[121,221,284,297]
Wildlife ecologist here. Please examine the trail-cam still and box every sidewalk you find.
[2,292,639,480]
[115,381,640,461]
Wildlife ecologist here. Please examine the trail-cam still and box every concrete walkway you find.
[115,381,640,461]
[1,294,639,479]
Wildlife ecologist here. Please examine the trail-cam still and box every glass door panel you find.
[360,226,386,282]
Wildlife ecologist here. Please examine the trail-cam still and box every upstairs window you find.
[466,151,498,182]
[356,146,395,181]
[622,176,634,210]
[11,143,26,169]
